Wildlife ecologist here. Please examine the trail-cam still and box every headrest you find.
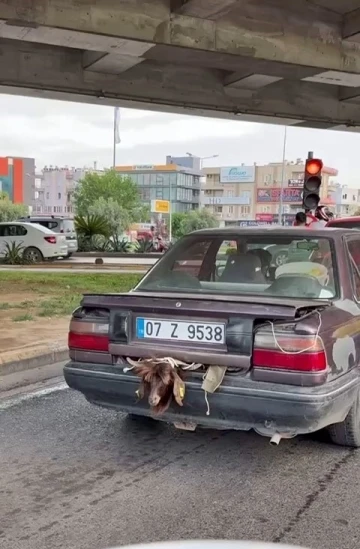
[275,261,329,286]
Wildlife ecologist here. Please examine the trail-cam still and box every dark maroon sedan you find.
[64,227,360,447]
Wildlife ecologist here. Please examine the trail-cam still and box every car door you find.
[0,224,19,255]
[0,224,9,256]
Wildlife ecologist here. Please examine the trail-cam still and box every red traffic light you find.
[305,158,323,176]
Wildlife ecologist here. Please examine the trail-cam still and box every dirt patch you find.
[0,271,140,353]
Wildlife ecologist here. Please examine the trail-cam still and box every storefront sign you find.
[220,166,255,183]
[257,188,303,203]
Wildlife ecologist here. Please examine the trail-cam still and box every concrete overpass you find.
[1,1,360,130]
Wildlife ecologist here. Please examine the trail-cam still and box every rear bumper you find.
[63,362,360,437]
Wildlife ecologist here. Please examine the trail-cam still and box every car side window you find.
[346,238,360,300]
[0,225,9,237]
[15,225,27,236]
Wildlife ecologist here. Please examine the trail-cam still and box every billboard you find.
[257,188,303,203]
[203,195,250,206]
[151,199,170,213]
[288,178,304,188]
[220,166,255,183]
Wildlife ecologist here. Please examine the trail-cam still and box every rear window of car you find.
[62,219,75,233]
[135,234,337,300]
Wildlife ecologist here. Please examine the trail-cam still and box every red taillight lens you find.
[68,318,110,352]
[44,236,56,244]
[253,349,326,372]
[68,332,109,352]
[253,325,327,372]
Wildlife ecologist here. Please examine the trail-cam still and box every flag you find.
[114,107,121,145]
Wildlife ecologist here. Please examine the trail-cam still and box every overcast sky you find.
[0,94,359,186]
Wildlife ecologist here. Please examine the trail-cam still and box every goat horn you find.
[127,357,142,367]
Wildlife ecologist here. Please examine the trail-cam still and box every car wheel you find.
[327,389,360,448]
[23,247,43,263]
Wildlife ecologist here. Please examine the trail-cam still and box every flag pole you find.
[113,108,117,168]
[279,125,287,225]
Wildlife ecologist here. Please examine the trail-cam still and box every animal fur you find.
[129,358,186,415]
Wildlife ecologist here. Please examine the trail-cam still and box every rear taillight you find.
[253,324,326,372]
[44,236,56,244]
[69,318,109,352]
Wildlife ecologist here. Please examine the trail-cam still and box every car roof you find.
[19,216,72,221]
[0,221,51,231]
[189,226,355,238]
[327,217,360,224]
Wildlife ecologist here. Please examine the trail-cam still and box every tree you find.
[177,208,218,238]
[73,169,143,218]
[0,194,27,222]
[171,212,187,240]
[88,197,130,237]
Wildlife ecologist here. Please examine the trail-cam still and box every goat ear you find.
[173,374,186,407]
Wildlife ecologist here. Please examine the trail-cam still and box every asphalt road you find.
[1,381,360,549]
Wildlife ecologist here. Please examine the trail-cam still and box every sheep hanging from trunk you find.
[127,357,187,415]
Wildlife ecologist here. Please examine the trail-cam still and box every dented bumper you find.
[63,361,360,437]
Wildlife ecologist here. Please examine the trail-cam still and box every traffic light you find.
[302,158,323,211]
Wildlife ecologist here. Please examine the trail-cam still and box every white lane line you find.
[0,382,68,411]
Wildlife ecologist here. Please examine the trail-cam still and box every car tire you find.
[66,253,72,259]
[23,247,43,263]
[327,389,360,448]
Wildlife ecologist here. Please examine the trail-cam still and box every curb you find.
[0,342,68,377]
[0,264,147,271]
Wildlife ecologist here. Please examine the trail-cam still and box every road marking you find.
[0,381,67,411]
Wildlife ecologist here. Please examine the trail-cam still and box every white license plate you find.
[136,318,225,344]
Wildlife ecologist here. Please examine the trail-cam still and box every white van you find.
[18,216,78,257]
[0,222,68,262]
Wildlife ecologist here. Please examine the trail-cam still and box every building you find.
[32,165,103,216]
[203,165,255,223]
[115,162,201,214]
[255,159,337,220]
[0,156,35,207]
[202,159,338,225]
[330,185,360,217]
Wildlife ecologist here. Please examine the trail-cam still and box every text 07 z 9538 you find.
[136,318,225,344]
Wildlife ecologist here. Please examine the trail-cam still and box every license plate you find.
[136,318,225,344]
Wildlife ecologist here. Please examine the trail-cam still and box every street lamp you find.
[186,152,219,170]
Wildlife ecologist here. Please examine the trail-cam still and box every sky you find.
[1,93,359,186]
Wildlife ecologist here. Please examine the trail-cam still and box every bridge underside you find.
[2,0,360,129]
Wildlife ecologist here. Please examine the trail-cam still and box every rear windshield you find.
[62,219,75,233]
[135,234,337,300]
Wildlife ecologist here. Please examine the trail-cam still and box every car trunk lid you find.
[77,292,328,372]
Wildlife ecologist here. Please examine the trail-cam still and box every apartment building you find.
[255,159,337,219]
[203,160,338,224]
[203,165,256,223]
[330,184,360,217]
[32,165,104,216]
[0,156,35,207]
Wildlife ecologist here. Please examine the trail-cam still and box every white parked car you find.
[0,222,68,262]
[18,216,78,257]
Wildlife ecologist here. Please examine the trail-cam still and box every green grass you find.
[13,313,34,322]
[0,272,143,319]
